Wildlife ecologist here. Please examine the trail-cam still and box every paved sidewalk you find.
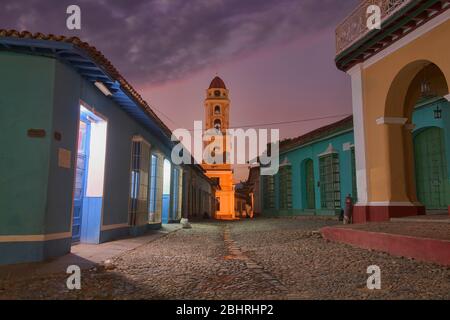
[0,224,182,281]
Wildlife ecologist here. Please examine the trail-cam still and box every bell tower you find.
[201,76,235,219]
[204,76,231,168]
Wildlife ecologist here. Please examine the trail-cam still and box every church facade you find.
[201,77,236,220]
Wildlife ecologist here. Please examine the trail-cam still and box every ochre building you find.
[336,0,450,222]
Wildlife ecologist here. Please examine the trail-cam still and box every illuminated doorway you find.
[72,104,107,244]
[161,159,172,224]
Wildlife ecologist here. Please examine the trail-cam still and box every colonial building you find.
[201,77,236,220]
[243,164,262,217]
[0,30,182,265]
[260,116,356,217]
[259,92,449,218]
[182,164,218,220]
[336,0,450,222]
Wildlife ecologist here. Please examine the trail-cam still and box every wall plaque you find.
[27,129,46,138]
[58,148,72,169]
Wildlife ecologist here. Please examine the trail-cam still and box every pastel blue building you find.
[261,116,356,216]
[0,31,183,265]
[261,95,450,217]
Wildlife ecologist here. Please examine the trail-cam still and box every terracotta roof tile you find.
[280,115,353,153]
[0,29,173,140]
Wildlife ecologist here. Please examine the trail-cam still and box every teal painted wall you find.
[412,98,450,205]
[262,130,355,216]
[1,51,176,264]
[47,59,175,231]
[0,52,55,235]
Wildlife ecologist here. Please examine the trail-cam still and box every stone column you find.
[347,64,369,206]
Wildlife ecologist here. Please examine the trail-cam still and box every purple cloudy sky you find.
[1,0,359,181]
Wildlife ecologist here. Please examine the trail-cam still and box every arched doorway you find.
[414,127,448,210]
[384,61,449,215]
[303,159,315,210]
[351,59,449,223]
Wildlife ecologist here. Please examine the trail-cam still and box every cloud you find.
[0,0,357,85]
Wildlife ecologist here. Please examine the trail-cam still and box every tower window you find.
[214,119,221,131]
[214,90,221,97]
[214,106,221,115]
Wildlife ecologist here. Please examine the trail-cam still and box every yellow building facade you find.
[336,1,450,222]
[201,77,236,220]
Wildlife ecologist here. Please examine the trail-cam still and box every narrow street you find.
[1,218,449,300]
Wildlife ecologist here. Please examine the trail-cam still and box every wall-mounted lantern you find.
[434,105,442,119]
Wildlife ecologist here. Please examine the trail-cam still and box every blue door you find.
[72,118,90,243]
[162,194,170,224]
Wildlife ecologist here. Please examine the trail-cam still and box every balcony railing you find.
[336,0,413,55]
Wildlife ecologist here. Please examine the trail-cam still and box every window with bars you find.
[319,153,341,209]
[171,168,180,220]
[149,154,158,223]
[263,175,275,209]
[279,165,292,210]
[129,138,151,226]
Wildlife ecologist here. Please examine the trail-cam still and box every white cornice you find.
[376,117,408,125]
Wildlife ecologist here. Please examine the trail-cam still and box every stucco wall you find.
[360,18,450,203]
[52,60,174,230]
[0,51,176,263]
[262,129,355,216]
[0,52,55,235]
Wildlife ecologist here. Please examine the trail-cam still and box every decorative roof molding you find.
[335,0,450,71]
[376,117,408,125]
[318,144,338,157]
[279,157,291,167]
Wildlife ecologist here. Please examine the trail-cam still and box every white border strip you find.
[101,223,129,231]
[0,232,72,243]
[376,117,408,125]
[356,201,416,207]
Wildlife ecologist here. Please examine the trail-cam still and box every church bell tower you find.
[201,76,235,219]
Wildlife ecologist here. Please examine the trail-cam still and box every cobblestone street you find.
[1,218,449,300]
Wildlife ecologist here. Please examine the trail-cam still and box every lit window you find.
[129,138,151,225]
